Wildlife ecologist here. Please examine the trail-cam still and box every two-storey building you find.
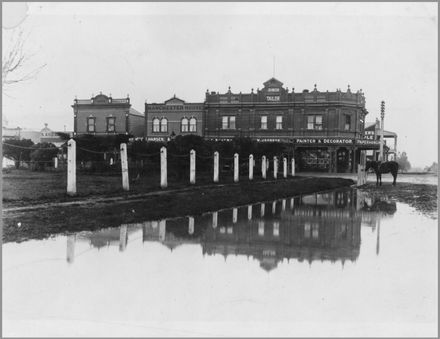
[144,95,203,141]
[204,77,380,173]
[72,93,144,137]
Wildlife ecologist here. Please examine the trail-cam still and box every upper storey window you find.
[181,118,189,132]
[260,116,268,130]
[307,115,323,130]
[87,117,96,133]
[276,116,283,130]
[189,117,197,132]
[345,115,351,131]
[153,118,160,132]
[160,118,168,132]
[107,117,116,132]
[222,116,236,130]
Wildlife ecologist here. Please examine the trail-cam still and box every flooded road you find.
[3,188,437,337]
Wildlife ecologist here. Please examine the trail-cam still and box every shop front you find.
[293,138,380,173]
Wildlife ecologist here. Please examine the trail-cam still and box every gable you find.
[263,77,284,88]
[164,95,185,105]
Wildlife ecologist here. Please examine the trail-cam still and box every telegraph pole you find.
[379,101,385,161]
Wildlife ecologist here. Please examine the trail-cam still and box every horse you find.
[365,160,399,186]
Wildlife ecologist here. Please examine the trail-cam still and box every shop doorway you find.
[336,148,350,173]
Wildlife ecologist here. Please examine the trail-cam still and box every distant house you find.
[72,93,144,137]
[40,123,66,147]
[364,119,398,161]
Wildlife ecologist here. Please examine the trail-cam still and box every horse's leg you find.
[393,172,397,186]
[376,174,379,186]
[379,173,382,186]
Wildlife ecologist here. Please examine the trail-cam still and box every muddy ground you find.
[3,177,353,243]
[360,182,438,219]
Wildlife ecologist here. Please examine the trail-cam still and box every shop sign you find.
[266,96,280,102]
[294,138,353,145]
[146,137,166,142]
[355,139,380,146]
[256,138,281,142]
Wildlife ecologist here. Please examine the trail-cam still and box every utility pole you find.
[379,101,385,161]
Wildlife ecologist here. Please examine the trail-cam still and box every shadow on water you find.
[67,188,397,272]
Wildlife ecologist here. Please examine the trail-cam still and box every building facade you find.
[204,78,380,173]
[145,95,203,141]
[72,93,144,137]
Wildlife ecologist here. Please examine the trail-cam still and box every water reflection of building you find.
[201,190,362,272]
[67,189,396,270]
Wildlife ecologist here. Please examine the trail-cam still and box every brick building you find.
[144,95,203,141]
[72,93,144,137]
[204,77,381,173]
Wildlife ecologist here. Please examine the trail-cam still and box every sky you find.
[2,2,438,168]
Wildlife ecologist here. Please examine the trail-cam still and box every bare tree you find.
[2,28,46,87]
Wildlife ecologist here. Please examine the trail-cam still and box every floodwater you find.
[2,188,437,337]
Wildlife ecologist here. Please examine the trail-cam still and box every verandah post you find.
[120,143,129,191]
[273,156,278,179]
[67,138,76,196]
[160,146,167,188]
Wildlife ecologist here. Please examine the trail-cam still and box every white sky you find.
[2,2,438,168]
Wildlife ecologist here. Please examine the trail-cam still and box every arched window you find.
[160,118,168,132]
[189,117,197,132]
[181,118,189,132]
[152,118,160,132]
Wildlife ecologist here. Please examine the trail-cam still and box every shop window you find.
[307,115,323,130]
[222,116,236,129]
[87,117,96,133]
[189,117,197,132]
[276,116,283,130]
[161,118,168,132]
[106,117,116,132]
[181,118,189,132]
[261,116,268,129]
[345,115,351,130]
[153,118,160,132]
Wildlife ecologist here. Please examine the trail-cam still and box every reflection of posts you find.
[159,219,166,241]
[120,143,129,191]
[160,147,167,188]
[232,208,238,223]
[67,139,76,195]
[249,154,254,180]
[66,234,76,264]
[258,220,265,236]
[212,211,218,228]
[376,217,380,256]
[233,153,239,182]
[119,225,128,252]
[190,149,196,184]
[261,156,267,179]
[213,151,219,183]
[188,217,194,235]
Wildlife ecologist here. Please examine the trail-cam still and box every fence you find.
[65,139,297,196]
